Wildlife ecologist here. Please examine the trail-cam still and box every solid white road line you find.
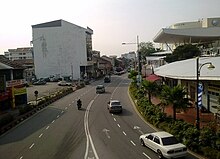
[84,100,99,159]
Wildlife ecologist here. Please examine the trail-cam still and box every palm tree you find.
[141,79,158,104]
[160,85,191,120]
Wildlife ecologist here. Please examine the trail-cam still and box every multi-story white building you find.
[32,19,93,80]
[154,17,220,55]
[4,47,33,61]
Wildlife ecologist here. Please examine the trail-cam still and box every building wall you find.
[170,21,202,29]
[202,17,220,27]
[4,47,33,61]
[170,17,220,29]
[32,20,87,80]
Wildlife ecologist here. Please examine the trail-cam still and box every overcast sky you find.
[0,0,220,56]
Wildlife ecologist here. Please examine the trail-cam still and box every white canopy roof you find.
[153,27,220,44]
[154,56,220,81]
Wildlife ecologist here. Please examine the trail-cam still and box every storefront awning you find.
[146,74,161,82]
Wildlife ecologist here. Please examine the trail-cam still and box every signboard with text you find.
[6,79,25,87]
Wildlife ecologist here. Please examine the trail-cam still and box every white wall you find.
[32,20,87,80]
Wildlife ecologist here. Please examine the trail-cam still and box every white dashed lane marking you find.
[29,143,35,149]
[39,133,43,138]
[130,140,136,146]
[123,131,127,136]
[143,152,151,159]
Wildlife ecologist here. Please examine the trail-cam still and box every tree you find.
[141,79,158,104]
[160,85,191,120]
[139,42,156,57]
[128,70,138,82]
[165,44,201,63]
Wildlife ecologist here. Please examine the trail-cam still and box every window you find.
[147,135,153,140]
[154,136,160,144]
[161,136,178,145]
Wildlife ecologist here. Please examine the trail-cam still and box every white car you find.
[57,81,72,86]
[139,131,187,159]
[107,100,122,113]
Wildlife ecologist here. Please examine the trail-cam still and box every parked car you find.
[107,100,122,113]
[139,131,187,159]
[57,81,72,86]
[96,85,105,93]
[32,79,47,85]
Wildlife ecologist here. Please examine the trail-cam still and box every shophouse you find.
[0,55,27,110]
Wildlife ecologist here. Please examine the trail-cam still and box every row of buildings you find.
[0,19,129,111]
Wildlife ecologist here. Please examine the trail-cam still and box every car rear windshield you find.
[97,86,104,89]
[161,136,178,145]
[111,102,121,105]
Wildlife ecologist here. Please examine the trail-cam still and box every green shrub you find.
[201,146,220,159]
[182,127,200,152]
[200,127,218,149]
[0,114,14,128]
[19,105,33,115]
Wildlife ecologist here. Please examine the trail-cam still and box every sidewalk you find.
[151,96,215,128]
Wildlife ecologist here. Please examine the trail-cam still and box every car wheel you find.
[157,150,164,159]
[140,139,145,146]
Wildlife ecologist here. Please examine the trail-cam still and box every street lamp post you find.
[196,57,215,130]
[122,35,141,85]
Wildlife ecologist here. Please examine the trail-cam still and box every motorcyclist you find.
[77,99,82,109]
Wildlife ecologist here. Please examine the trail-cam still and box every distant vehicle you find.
[58,81,72,86]
[139,131,187,159]
[84,78,90,85]
[107,100,122,113]
[104,76,111,83]
[32,79,47,85]
[96,85,105,94]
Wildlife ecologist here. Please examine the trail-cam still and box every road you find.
[0,75,198,159]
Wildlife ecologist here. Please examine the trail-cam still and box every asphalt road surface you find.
[0,75,199,159]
